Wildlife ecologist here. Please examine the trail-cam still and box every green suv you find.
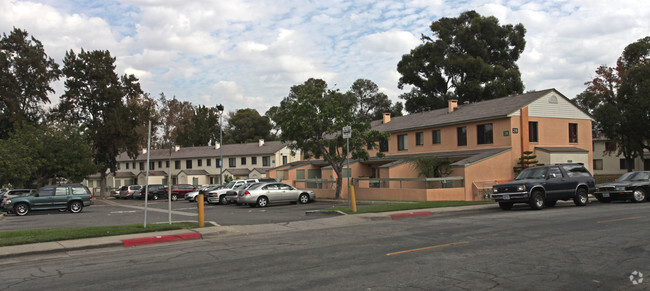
[1,184,93,216]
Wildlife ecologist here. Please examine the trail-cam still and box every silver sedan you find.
[237,182,315,207]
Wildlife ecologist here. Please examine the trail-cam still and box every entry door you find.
[51,187,70,208]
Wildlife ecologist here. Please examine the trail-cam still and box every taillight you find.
[89,195,93,200]
[244,191,250,195]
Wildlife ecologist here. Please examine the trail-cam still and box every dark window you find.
[186,160,192,169]
[593,159,603,170]
[139,162,144,171]
[432,130,441,144]
[477,123,493,144]
[158,161,162,168]
[229,158,236,167]
[198,159,202,167]
[645,159,650,171]
[241,157,247,165]
[149,162,155,170]
[166,161,170,168]
[175,160,181,169]
[282,156,288,165]
[126,163,129,169]
[605,141,616,151]
[252,157,257,165]
[263,156,270,167]
[529,121,538,142]
[207,159,211,166]
[132,162,136,169]
[397,134,408,151]
[457,127,467,146]
[620,159,633,170]
[416,132,424,146]
[569,123,578,143]
[379,140,389,152]
[117,163,120,170]
[216,158,221,167]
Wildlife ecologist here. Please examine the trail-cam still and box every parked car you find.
[170,184,198,201]
[491,163,596,210]
[187,185,221,202]
[225,183,260,204]
[237,182,315,207]
[2,189,36,204]
[110,188,121,199]
[134,184,169,200]
[594,171,650,203]
[119,185,142,199]
[1,184,93,216]
[207,178,277,204]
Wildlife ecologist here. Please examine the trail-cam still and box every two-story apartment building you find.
[85,140,300,192]
[592,132,650,177]
[267,89,594,201]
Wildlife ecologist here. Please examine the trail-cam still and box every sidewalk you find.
[0,203,496,259]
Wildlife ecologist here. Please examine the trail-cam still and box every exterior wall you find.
[462,150,514,200]
[592,139,650,175]
[527,117,593,171]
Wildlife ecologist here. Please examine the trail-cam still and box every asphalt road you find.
[1,200,649,290]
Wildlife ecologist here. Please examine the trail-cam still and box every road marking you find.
[597,216,645,224]
[101,200,197,217]
[386,241,469,256]
[110,211,137,214]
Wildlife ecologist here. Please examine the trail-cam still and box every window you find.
[198,159,202,167]
[149,162,155,170]
[132,162,136,169]
[379,140,389,152]
[569,123,578,143]
[207,159,211,166]
[296,169,305,179]
[457,127,467,146]
[562,165,592,177]
[175,160,181,169]
[139,162,144,171]
[548,167,563,179]
[166,161,170,168]
[126,163,129,169]
[71,186,90,195]
[415,132,424,146]
[241,157,247,165]
[252,157,257,165]
[605,141,616,151]
[216,158,221,167]
[192,177,198,186]
[620,159,632,170]
[593,159,603,170]
[229,158,236,167]
[55,187,68,196]
[397,134,408,151]
[117,163,120,170]
[38,187,55,197]
[263,156,270,167]
[158,161,162,168]
[186,160,192,169]
[529,122,538,142]
[477,123,493,144]
[282,156,288,165]
[88,180,94,188]
[432,130,441,144]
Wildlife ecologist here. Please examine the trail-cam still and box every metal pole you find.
[347,136,350,207]
[144,120,151,228]
[168,144,172,224]
[219,108,223,185]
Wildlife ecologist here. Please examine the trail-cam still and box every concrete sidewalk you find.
[0,203,496,259]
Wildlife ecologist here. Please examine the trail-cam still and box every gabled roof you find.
[223,168,251,176]
[116,141,289,162]
[137,170,168,177]
[179,169,210,175]
[371,89,559,133]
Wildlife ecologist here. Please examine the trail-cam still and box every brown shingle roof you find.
[180,169,210,175]
[117,141,288,162]
[223,168,251,176]
[371,89,557,133]
[535,147,588,153]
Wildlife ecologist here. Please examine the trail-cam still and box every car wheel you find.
[14,203,29,216]
[631,188,646,203]
[257,196,268,208]
[573,188,588,206]
[219,195,229,205]
[69,201,83,213]
[152,194,159,200]
[58,209,67,212]
[546,200,557,207]
[529,190,545,210]
[498,202,513,210]
[299,194,310,204]
[171,194,178,201]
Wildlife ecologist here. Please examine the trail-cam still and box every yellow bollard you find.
[349,185,357,213]
[197,194,205,227]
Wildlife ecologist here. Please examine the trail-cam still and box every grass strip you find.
[324,200,493,214]
[0,222,198,247]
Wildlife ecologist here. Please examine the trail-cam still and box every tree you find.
[346,79,403,121]
[157,93,194,148]
[397,10,526,113]
[575,37,650,171]
[0,28,61,138]
[408,156,452,178]
[54,49,151,197]
[224,108,273,144]
[176,105,219,147]
[513,151,539,175]
[270,78,389,199]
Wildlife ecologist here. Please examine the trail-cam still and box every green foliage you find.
[224,108,273,144]
[176,105,219,147]
[513,151,539,175]
[270,78,389,199]
[408,156,452,178]
[324,200,493,214]
[157,93,194,148]
[397,10,526,113]
[346,79,403,121]
[0,28,61,138]
[224,174,233,183]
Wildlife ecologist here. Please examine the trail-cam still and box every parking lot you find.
[0,198,354,231]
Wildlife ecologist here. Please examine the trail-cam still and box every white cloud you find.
[360,30,420,55]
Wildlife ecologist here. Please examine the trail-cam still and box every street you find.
[1,201,649,290]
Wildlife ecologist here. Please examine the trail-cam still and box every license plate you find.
[602,193,610,198]
[502,194,510,200]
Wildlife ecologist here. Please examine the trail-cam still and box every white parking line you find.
[102,200,198,217]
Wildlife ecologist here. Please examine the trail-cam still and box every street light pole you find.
[216,104,224,185]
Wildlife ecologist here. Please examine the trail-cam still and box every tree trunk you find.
[335,175,342,199]
[626,156,635,172]
[99,171,107,198]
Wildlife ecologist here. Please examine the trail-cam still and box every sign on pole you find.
[342,126,351,139]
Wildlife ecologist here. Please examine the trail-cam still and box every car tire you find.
[498,202,513,210]
[546,200,557,207]
[14,203,29,216]
[299,194,310,204]
[257,196,268,208]
[573,188,588,206]
[171,194,178,201]
[69,201,83,213]
[219,195,229,205]
[631,188,646,203]
[595,195,611,203]
[529,190,545,210]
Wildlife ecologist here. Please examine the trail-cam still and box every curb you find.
[122,232,202,247]
[390,211,433,220]
[305,210,346,216]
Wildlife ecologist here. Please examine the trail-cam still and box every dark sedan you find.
[594,171,650,203]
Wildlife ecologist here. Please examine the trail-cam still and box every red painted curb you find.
[390,211,432,220]
[122,232,202,247]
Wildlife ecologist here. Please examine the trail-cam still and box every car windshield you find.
[515,167,547,180]
[616,172,650,182]
[224,182,236,188]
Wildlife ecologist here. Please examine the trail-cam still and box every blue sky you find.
[2,0,648,116]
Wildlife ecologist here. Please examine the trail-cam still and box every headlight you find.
[615,186,625,191]
[517,185,526,191]
[493,188,498,193]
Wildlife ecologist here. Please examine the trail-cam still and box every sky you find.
[1,0,648,116]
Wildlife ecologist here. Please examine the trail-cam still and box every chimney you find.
[174,145,180,152]
[259,139,265,147]
[215,143,220,150]
[382,113,391,124]
[448,99,458,113]
[141,149,147,154]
